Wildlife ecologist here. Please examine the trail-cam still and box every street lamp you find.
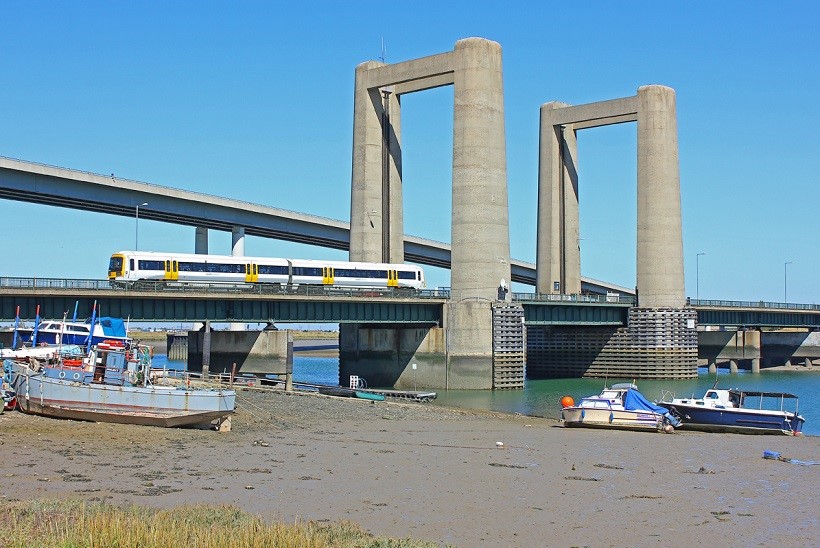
[135,202,148,250]
[696,252,706,301]
[784,261,794,303]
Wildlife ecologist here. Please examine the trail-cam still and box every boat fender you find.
[58,371,66,379]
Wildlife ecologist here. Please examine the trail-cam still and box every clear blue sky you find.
[1,2,818,304]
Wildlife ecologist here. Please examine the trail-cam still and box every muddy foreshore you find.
[1,387,817,546]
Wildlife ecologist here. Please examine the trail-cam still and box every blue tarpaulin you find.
[624,389,671,414]
[623,388,682,427]
[96,317,127,338]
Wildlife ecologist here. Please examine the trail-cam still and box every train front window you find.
[108,256,123,273]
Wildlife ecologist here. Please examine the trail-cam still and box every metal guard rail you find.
[0,276,450,299]
[511,292,635,305]
[690,299,820,311]
[1,277,816,311]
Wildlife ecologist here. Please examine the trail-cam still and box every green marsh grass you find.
[0,499,438,547]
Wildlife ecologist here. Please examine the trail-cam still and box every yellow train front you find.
[108,251,425,290]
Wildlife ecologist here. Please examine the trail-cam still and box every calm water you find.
[153,355,820,436]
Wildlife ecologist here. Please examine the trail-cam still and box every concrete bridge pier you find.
[448,39,512,388]
[231,226,245,256]
[533,85,697,379]
[349,38,514,389]
[699,329,761,373]
[195,227,208,254]
[229,226,246,331]
[751,357,760,373]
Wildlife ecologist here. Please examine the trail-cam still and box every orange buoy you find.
[560,395,575,408]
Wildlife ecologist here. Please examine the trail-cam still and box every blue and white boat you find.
[561,383,681,432]
[657,387,805,435]
[5,341,235,429]
[15,316,130,348]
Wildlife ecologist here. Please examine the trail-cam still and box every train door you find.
[245,263,258,283]
[322,266,334,285]
[164,260,179,281]
[387,269,398,287]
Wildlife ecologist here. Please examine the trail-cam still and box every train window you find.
[204,263,244,274]
[334,269,388,279]
[108,256,123,272]
[138,260,165,271]
[397,270,417,280]
[258,265,288,275]
[129,259,134,271]
[293,267,322,277]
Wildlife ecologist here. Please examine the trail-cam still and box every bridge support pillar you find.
[729,359,738,374]
[229,227,246,331]
[195,227,208,254]
[350,39,511,387]
[339,324,446,389]
[636,85,685,309]
[350,60,403,264]
[537,103,580,295]
[751,358,760,373]
[188,329,290,376]
[708,360,717,374]
[231,226,245,256]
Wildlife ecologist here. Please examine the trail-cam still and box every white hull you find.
[562,406,667,431]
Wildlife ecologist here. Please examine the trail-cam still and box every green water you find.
[433,368,820,435]
[157,355,820,436]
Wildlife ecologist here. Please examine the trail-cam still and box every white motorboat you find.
[561,383,681,432]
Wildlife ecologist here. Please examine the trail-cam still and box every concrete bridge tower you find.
[532,85,697,379]
[345,38,520,389]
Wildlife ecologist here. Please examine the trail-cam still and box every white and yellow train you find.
[108,251,426,290]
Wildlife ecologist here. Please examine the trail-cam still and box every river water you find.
[153,355,820,436]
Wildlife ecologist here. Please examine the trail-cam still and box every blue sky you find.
[1,2,818,304]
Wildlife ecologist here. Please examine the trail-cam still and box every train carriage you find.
[108,251,425,290]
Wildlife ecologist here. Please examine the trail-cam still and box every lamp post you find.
[135,202,148,250]
[696,252,706,301]
[784,261,793,303]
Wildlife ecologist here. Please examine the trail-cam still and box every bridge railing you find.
[690,299,820,311]
[0,277,450,300]
[512,292,636,305]
[0,277,112,290]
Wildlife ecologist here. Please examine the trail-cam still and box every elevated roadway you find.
[0,156,631,295]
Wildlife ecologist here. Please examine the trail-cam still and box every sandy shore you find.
[1,388,817,547]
